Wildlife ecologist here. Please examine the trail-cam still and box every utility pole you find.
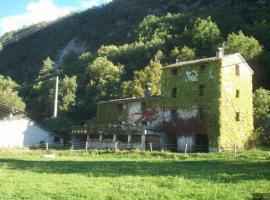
[53,76,59,118]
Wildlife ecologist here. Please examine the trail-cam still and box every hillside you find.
[0,0,270,131]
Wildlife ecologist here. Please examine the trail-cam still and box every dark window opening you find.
[236,112,240,121]
[171,109,177,122]
[199,85,205,96]
[142,121,147,127]
[54,137,60,143]
[117,104,123,112]
[195,134,209,153]
[200,64,206,71]
[171,68,178,75]
[141,102,146,111]
[198,107,204,119]
[236,90,240,98]
[118,135,128,143]
[235,64,240,76]
[172,88,177,98]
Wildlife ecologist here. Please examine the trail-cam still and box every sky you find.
[0,0,112,36]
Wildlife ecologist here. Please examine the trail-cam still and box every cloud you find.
[79,0,100,10]
[0,0,115,35]
[0,0,72,34]
[78,0,113,10]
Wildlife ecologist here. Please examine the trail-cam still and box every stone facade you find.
[73,53,254,152]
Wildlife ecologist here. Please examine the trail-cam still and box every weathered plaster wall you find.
[219,54,253,149]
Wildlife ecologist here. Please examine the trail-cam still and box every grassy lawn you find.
[0,149,269,200]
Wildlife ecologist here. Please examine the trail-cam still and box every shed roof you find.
[0,103,25,115]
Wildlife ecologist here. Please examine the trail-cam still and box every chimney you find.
[216,47,224,59]
[144,83,151,98]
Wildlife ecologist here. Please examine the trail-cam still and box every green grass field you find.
[0,149,269,200]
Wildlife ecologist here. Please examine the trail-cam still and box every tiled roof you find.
[97,96,160,104]
[162,56,219,69]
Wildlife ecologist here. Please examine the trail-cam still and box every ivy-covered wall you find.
[161,59,222,148]
[95,53,254,151]
[219,54,253,149]
[96,97,161,126]
[161,54,254,150]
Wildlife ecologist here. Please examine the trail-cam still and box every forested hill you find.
[0,0,270,131]
[0,0,270,84]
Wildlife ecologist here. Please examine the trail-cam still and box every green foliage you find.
[41,116,73,135]
[27,58,56,120]
[138,14,174,43]
[226,31,263,59]
[39,57,54,75]
[0,0,270,128]
[191,17,222,54]
[60,52,81,76]
[122,52,163,98]
[86,57,123,99]
[253,88,270,128]
[97,45,120,58]
[132,61,162,97]
[0,75,25,110]
[59,76,77,112]
[170,46,196,61]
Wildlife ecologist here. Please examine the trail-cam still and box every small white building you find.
[0,103,52,148]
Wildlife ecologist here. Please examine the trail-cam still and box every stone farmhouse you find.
[72,48,254,152]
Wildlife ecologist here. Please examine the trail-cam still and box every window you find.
[200,64,206,71]
[117,104,123,112]
[235,64,240,76]
[236,112,240,121]
[141,102,146,111]
[172,88,177,98]
[236,90,240,98]
[198,107,204,119]
[171,68,178,75]
[171,109,177,122]
[199,85,205,96]
[142,121,147,127]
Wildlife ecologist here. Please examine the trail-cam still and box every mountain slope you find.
[0,0,269,84]
[0,0,270,127]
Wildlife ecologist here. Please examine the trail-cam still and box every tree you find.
[40,57,54,75]
[60,52,80,76]
[0,75,25,110]
[59,75,77,112]
[97,45,120,58]
[171,46,196,61]
[191,17,221,54]
[124,59,162,98]
[226,31,263,60]
[41,116,73,135]
[28,57,56,120]
[86,57,123,99]
[253,88,270,128]
[252,88,270,145]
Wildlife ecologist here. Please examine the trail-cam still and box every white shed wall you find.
[0,119,51,148]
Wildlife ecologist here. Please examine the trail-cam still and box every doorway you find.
[195,134,209,152]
